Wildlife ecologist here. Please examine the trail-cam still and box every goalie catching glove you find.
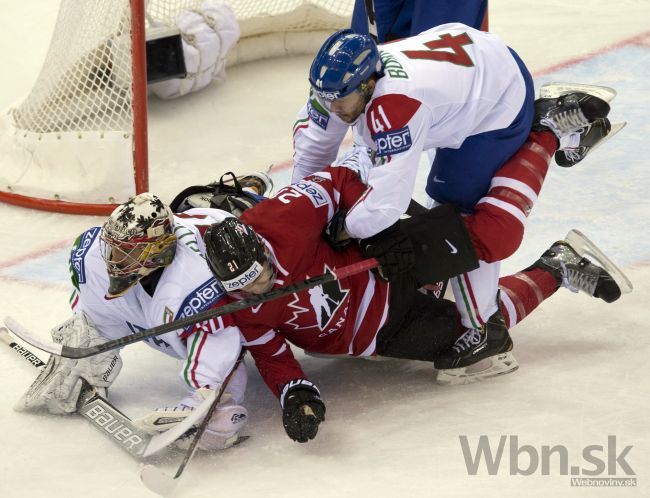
[280,379,326,443]
[133,388,248,451]
[15,313,122,415]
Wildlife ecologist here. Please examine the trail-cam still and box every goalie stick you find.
[140,351,246,497]
[0,326,217,458]
[4,258,379,359]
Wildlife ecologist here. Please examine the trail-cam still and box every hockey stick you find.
[0,327,217,458]
[364,0,379,42]
[0,326,46,367]
[4,258,379,359]
[140,351,246,497]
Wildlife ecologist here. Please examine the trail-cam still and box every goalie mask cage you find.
[0,0,354,215]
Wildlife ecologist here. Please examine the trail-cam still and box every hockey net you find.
[0,0,352,214]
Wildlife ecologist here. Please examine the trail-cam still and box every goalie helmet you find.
[204,218,274,293]
[309,29,383,103]
[100,193,177,297]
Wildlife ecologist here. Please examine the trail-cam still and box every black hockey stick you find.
[0,326,219,458]
[4,258,379,359]
[364,0,379,42]
[140,351,246,496]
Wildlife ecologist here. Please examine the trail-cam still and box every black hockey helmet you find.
[204,218,270,292]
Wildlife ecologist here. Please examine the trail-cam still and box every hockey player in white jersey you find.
[17,193,250,451]
[294,25,615,379]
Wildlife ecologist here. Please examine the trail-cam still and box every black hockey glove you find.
[361,221,415,281]
[281,381,326,443]
[322,209,351,251]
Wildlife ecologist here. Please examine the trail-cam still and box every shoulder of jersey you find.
[365,92,422,157]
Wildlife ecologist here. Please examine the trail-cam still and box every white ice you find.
[0,1,649,497]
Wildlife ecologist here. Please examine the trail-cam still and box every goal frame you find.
[0,0,148,215]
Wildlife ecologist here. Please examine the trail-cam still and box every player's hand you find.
[322,210,351,250]
[282,384,326,443]
[361,221,415,280]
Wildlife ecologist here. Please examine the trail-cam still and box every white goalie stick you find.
[4,258,380,359]
[0,326,217,459]
[140,351,247,497]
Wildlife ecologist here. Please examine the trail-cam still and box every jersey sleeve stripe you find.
[272,343,288,356]
[242,329,276,346]
[183,332,207,388]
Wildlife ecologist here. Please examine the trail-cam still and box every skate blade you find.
[539,82,617,103]
[586,121,626,156]
[435,352,519,386]
[564,229,633,294]
[303,351,391,361]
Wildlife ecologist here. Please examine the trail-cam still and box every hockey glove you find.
[361,221,415,281]
[322,209,351,251]
[281,380,326,443]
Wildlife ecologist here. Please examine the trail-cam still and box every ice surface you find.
[0,1,649,497]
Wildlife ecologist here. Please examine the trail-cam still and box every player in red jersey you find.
[203,143,628,444]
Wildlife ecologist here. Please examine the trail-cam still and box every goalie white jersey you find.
[68,208,246,399]
[292,23,528,238]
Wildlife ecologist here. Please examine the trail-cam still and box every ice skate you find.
[533,91,610,138]
[435,310,519,385]
[529,229,632,302]
[554,118,626,167]
[536,83,624,167]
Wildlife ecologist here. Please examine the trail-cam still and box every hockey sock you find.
[498,268,558,328]
[464,131,557,262]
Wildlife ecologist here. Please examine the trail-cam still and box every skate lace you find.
[554,108,589,132]
[564,147,583,162]
[559,261,598,295]
[452,327,484,353]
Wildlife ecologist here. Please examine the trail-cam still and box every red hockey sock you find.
[498,268,558,328]
[464,131,557,262]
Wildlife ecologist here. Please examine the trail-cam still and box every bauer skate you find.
[537,83,626,167]
[530,229,633,302]
[435,309,519,386]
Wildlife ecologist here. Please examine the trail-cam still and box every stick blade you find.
[140,464,178,497]
[3,316,62,356]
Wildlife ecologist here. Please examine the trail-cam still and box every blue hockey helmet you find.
[309,29,383,103]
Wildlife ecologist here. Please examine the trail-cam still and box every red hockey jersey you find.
[235,161,391,397]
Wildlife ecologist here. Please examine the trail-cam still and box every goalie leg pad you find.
[198,403,249,451]
[15,313,122,415]
[134,389,249,452]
